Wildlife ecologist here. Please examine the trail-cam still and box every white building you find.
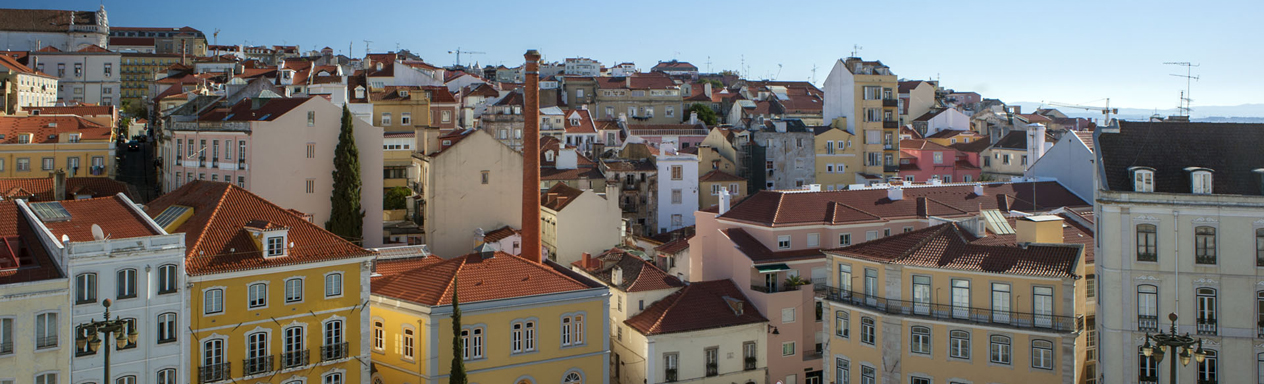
[655,143,698,233]
[0,202,71,384]
[609,62,637,77]
[20,195,187,384]
[564,57,602,77]
[0,55,58,110]
[29,46,122,107]
[0,6,109,52]
[1026,130,1094,202]
[1095,121,1264,384]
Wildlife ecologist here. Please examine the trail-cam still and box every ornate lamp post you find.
[1142,313,1207,384]
[75,299,138,382]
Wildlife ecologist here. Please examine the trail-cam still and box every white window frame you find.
[325,272,344,297]
[285,277,304,303]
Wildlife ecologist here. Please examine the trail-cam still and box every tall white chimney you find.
[690,111,699,125]
[718,189,731,215]
[973,183,984,196]
[1027,123,1046,169]
[888,186,903,201]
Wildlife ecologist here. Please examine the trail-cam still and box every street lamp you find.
[1142,313,1207,383]
[75,299,139,382]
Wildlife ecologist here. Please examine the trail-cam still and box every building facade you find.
[822,57,900,182]
[0,115,115,178]
[0,6,109,52]
[0,55,58,113]
[655,144,698,234]
[29,46,122,107]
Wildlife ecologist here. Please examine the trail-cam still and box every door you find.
[952,279,970,319]
[864,269,878,306]
[992,283,1011,324]
[912,276,931,315]
[1033,287,1053,328]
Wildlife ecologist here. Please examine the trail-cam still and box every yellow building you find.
[145,181,376,384]
[924,129,984,148]
[819,217,1085,384]
[120,53,181,108]
[0,115,115,178]
[823,57,899,182]
[0,201,70,384]
[813,124,861,190]
[370,250,610,384]
[698,170,745,209]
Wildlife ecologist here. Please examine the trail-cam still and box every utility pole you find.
[1165,62,1199,116]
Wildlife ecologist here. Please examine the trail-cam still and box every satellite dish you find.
[91,224,105,241]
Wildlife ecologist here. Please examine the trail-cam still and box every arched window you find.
[116,268,137,299]
[1031,339,1054,369]
[248,283,267,308]
[1138,285,1158,331]
[156,368,177,384]
[157,312,177,343]
[204,288,223,314]
[1136,224,1157,262]
[116,375,137,384]
[834,311,849,338]
[1197,349,1218,383]
[76,272,97,304]
[989,335,1011,364]
[949,330,970,359]
[157,264,178,294]
[563,371,582,384]
[860,317,875,345]
[910,326,931,354]
[1194,226,1216,264]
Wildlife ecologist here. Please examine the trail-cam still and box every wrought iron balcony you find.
[1138,315,1159,332]
[706,363,718,377]
[282,349,309,368]
[883,98,898,107]
[818,285,1075,333]
[1139,375,1157,384]
[198,362,230,383]
[883,121,898,129]
[1196,317,1217,335]
[751,283,803,294]
[242,355,273,375]
[744,356,757,371]
[0,341,10,355]
[321,342,348,362]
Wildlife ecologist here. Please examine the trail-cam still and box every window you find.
[461,327,484,359]
[35,313,57,349]
[157,312,177,343]
[381,113,391,126]
[835,311,849,338]
[1198,349,1218,383]
[512,322,524,353]
[860,317,875,345]
[839,233,852,247]
[239,140,246,160]
[671,189,682,204]
[910,326,931,354]
[671,165,683,180]
[15,158,27,171]
[263,236,284,257]
[991,283,1011,323]
[1021,155,1029,165]
[705,347,719,376]
[1192,170,1213,194]
[564,371,583,384]
[913,276,931,315]
[326,273,343,297]
[307,111,316,126]
[306,179,315,194]
[524,321,536,351]
[666,106,675,118]
[400,112,411,125]
[838,264,852,292]
[441,110,451,123]
[245,332,269,374]
[153,264,177,294]
[884,228,891,237]
[949,330,970,359]
[1197,288,1217,335]
[307,143,315,158]
[861,365,875,384]
[1139,346,1158,381]
[324,372,343,384]
[0,318,11,355]
[1136,224,1157,261]
[1258,228,1264,266]
[1138,285,1158,331]
[782,308,796,323]
[1033,286,1053,328]
[1195,226,1216,264]
[204,289,223,314]
[371,320,384,352]
[782,341,796,356]
[989,335,1011,364]
[248,283,267,308]
[157,368,177,384]
[1134,169,1154,192]
[561,314,584,346]
[403,327,415,359]
[116,269,137,299]
[41,157,53,171]
[950,279,970,319]
[1032,339,1055,369]
[74,63,82,77]
[778,235,791,249]
[807,233,820,247]
[911,378,930,384]
[1258,292,1264,338]
[238,176,245,188]
[36,373,57,384]
[836,357,850,384]
[864,268,878,300]
[76,273,97,304]
[1086,275,1096,299]
[283,326,304,368]
[1002,154,1011,165]
[323,320,344,361]
[285,278,303,303]
[665,353,679,382]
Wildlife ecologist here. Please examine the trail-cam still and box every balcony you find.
[321,342,348,362]
[706,363,718,377]
[1196,318,1217,335]
[818,286,1076,333]
[0,341,12,355]
[198,362,230,383]
[884,165,900,173]
[1195,255,1216,265]
[744,356,757,371]
[883,121,898,129]
[282,349,309,369]
[1139,376,1158,384]
[665,369,678,382]
[751,283,803,294]
[242,355,274,375]
[1138,315,1158,332]
[883,98,898,107]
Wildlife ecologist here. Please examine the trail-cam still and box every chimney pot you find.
[887,186,903,201]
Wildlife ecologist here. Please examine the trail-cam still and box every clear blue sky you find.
[13,0,1263,111]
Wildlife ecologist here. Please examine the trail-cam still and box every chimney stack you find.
[887,186,903,201]
[522,50,543,263]
[718,189,731,215]
[690,111,699,125]
[53,169,66,201]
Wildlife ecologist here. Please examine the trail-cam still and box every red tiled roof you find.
[655,235,691,254]
[483,226,520,243]
[1074,130,1094,153]
[563,109,596,134]
[970,212,1095,264]
[541,183,585,211]
[720,182,1088,226]
[0,177,133,201]
[596,73,678,90]
[926,130,975,139]
[721,227,823,262]
[826,223,1082,279]
[37,195,160,242]
[372,252,596,306]
[699,170,745,183]
[0,202,62,284]
[0,115,112,143]
[572,248,684,293]
[23,105,116,117]
[77,44,110,53]
[950,138,992,153]
[625,279,766,336]
[144,181,374,275]
[900,139,953,152]
[422,86,457,103]
[199,97,311,122]
[0,55,54,78]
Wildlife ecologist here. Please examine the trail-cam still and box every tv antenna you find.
[705,56,712,73]
[851,44,863,57]
[811,64,818,84]
[1165,62,1199,116]
[362,40,373,55]
[775,64,783,80]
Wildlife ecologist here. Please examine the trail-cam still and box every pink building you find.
[689,181,1088,384]
[898,139,981,183]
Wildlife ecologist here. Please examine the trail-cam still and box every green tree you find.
[384,186,411,210]
[326,105,364,243]
[697,79,723,88]
[687,103,719,126]
[449,280,467,384]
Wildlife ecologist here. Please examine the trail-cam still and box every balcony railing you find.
[706,363,718,377]
[751,284,803,294]
[1195,255,1216,265]
[36,336,58,349]
[665,369,678,382]
[1138,315,1158,332]
[1196,318,1217,335]
[321,342,348,362]
[884,165,900,173]
[1138,252,1157,262]
[883,121,898,129]
[282,349,309,368]
[1139,375,1158,384]
[744,356,757,371]
[0,341,12,355]
[242,355,273,375]
[818,286,1076,333]
[883,99,898,107]
[198,362,230,383]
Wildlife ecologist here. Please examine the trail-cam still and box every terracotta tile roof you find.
[421,86,457,103]
[372,252,597,306]
[495,91,524,106]
[199,97,311,122]
[625,279,766,335]
[596,73,678,90]
[564,109,596,134]
[541,167,605,182]
[23,105,116,117]
[721,227,823,262]
[655,235,691,254]
[602,159,656,172]
[428,129,474,156]
[464,83,499,98]
[1074,130,1094,153]
[650,60,698,71]
[483,226,520,243]
[720,182,1088,226]
[970,212,1095,264]
[898,80,928,93]
[950,138,992,153]
[0,55,54,78]
[541,183,585,211]
[37,195,160,242]
[77,44,110,53]
[699,170,745,183]
[571,248,684,293]
[0,115,112,143]
[0,202,63,284]
[926,129,974,139]
[0,177,134,201]
[900,139,953,152]
[0,8,100,33]
[144,181,374,276]
[1100,121,1264,195]
[826,223,1081,279]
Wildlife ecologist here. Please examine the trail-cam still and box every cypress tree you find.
[449,280,467,384]
[326,104,364,243]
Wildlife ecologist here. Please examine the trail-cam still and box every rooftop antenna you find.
[705,56,712,73]
[775,64,782,80]
[362,40,373,55]
[811,64,818,84]
[1165,61,1199,116]
[851,44,863,58]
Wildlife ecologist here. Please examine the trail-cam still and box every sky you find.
[13,0,1264,112]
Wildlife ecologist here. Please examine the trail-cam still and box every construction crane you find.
[1044,98,1119,124]
[447,47,485,67]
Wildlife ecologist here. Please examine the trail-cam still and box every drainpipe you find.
[1173,210,1180,329]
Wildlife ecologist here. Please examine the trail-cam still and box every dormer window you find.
[399,90,408,98]
[545,150,555,162]
[17,134,31,144]
[266,236,284,256]
[354,86,365,99]
[1131,167,1155,193]
[246,220,288,258]
[1188,168,1213,194]
[570,118,580,126]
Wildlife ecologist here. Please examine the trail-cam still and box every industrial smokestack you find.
[522,49,543,263]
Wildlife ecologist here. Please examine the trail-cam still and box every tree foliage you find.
[384,186,411,210]
[326,105,364,243]
[449,281,467,384]
[687,103,719,126]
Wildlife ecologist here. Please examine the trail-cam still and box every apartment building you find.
[565,58,602,77]
[751,122,816,190]
[162,95,384,246]
[0,115,115,178]
[28,45,122,107]
[146,181,376,384]
[1095,121,1264,384]
[540,183,622,265]
[822,57,900,182]
[0,55,58,113]
[0,202,69,384]
[419,129,523,258]
[819,219,1084,384]
[109,26,208,56]
[600,159,658,237]
[813,124,861,191]
[898,139,981,184]
[656,144,698,234]
[370,249,610,384]
[898,81,937,126]
[117,53,181,106]
[595,73,684,126]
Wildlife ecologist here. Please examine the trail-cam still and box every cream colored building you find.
[419,129,523,258]
[813,124,862,190]
[0,202,70,384]
[541,183,622,265]
[820,218,1084,384]
[822,57,900,182]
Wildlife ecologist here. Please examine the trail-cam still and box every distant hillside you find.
[1014,102,1264,123]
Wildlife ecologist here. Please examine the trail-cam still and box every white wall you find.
[925,108,971,136]
[1025,133,1094,201]
[822,59,856,132]
[655,149,699,233]
[424,131,523,258]
[29,53,122,106]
